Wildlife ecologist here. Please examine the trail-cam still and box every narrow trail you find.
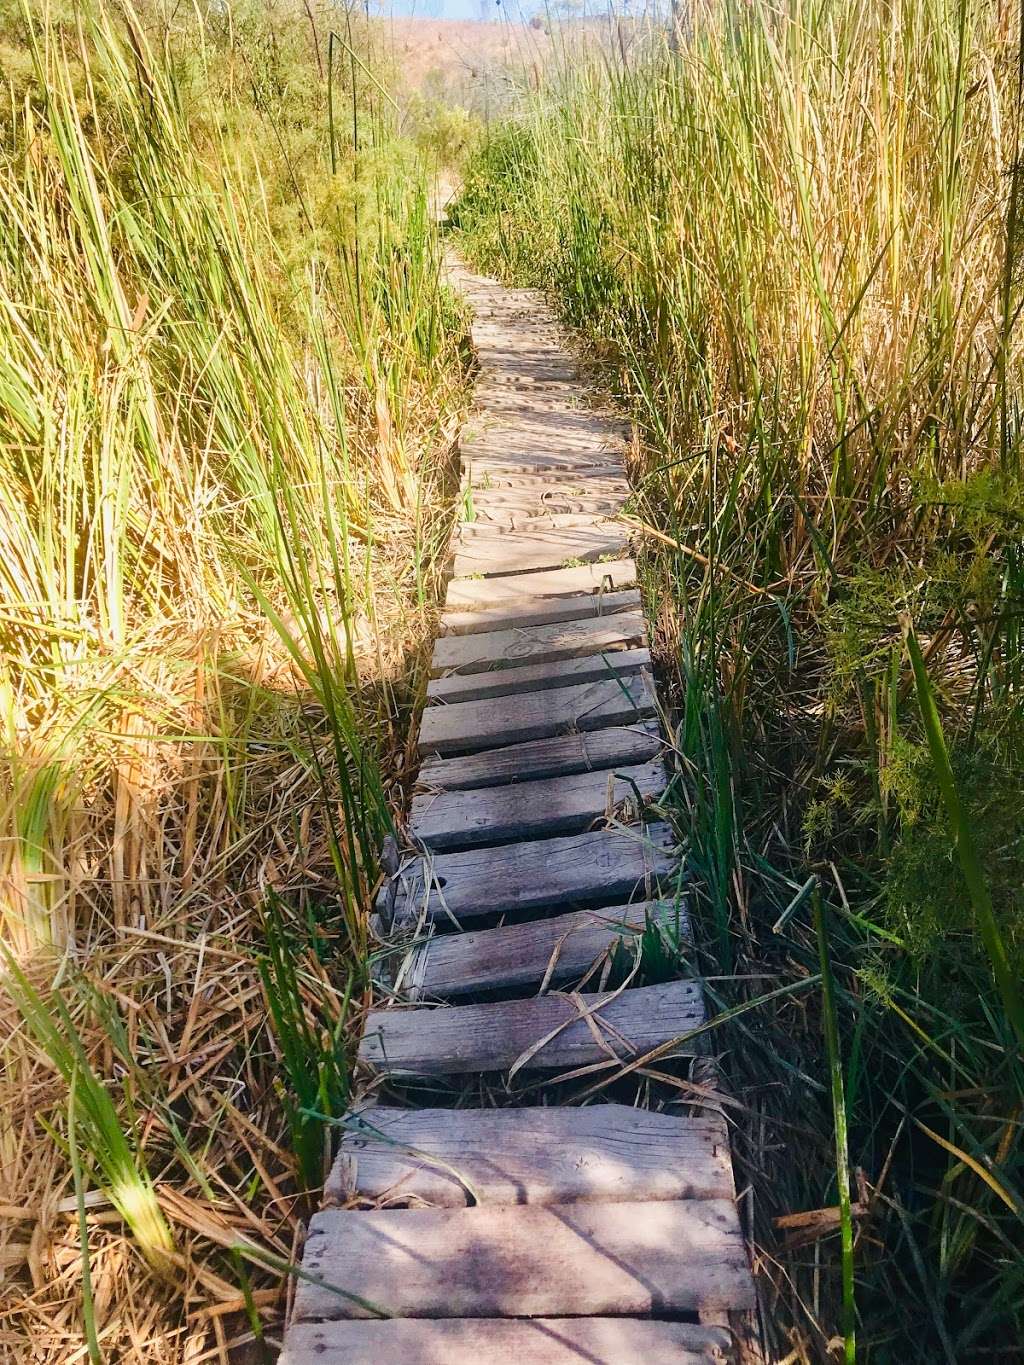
[280,259,759,1363]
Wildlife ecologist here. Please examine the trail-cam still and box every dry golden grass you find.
[0,4,466,1360]
[453,0,1024,1353]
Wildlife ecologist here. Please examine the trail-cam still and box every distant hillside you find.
[379,18,553,103]
[376,15,641,108]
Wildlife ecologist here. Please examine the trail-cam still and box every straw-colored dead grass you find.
[0,3,465,1360]
[0,537,459,1365]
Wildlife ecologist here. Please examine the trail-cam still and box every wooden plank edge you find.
[402,897,689,999]
[426,646,652,705]
[293,1198,755,1321]
[279,1317,736,1364]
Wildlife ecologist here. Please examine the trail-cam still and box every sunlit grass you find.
[454,0,1024,1354]
[0,1,463,1358]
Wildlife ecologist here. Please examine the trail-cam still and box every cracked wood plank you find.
[384,820,676,928]
[293,1197,753,1320]
[410,758,666,849]
[325,1102,731,1207]
[427,646,651,705]
[358,977,706,1077]
[418,672,656,758]
[403,899,687,999]
[431,608,647,676]
[416,721,663,792]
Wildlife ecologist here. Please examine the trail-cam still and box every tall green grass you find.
[454,0,1024,1354]
[0,2,462,1359]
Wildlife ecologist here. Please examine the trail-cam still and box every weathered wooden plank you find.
[462,439,627,467]
[464,409,616,431]
[281,1318,734,1365]
[463,365,575,387]
[293,1197,753,1321]
[473,355,579,368]
[431,609,646,676]
[386,820,676,928]
[471,351,574,367]
[472,390,608,409]
[464,409,600,431]
[403,899,688,999]
[419,673,654,758]
[472,390,587,410]
[470,472,629,497]
[465,464,628,487]
[472,344,576,360]
[472,371,578,386]
[443,573,637,627]
[466,453,624,480]
[417,722,663,792]
[359,978,704,1077]
[472,336,567,350]
[462,422,628,452]
[470,477,626,498]
[411,759,666,849]
[461,510,624,536]
[427,646,651,704]
[452,524,628,578]
[465,409,618,438]
[464,387,584,406]
[468,503,625,530]
[325,1102,730,1207]
[464,420,625,447]
[418,673,655,758]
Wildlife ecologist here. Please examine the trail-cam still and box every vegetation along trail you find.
[452,1,1024,1359]
[3,0,1024,1361]
[0,4,465,1361]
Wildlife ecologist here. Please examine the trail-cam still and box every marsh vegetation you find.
[3,0,1023,1359]
[453,1,1024,1356]
[0,2,464,1358]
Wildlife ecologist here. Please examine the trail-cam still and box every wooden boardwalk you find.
[279,261,758,1363]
